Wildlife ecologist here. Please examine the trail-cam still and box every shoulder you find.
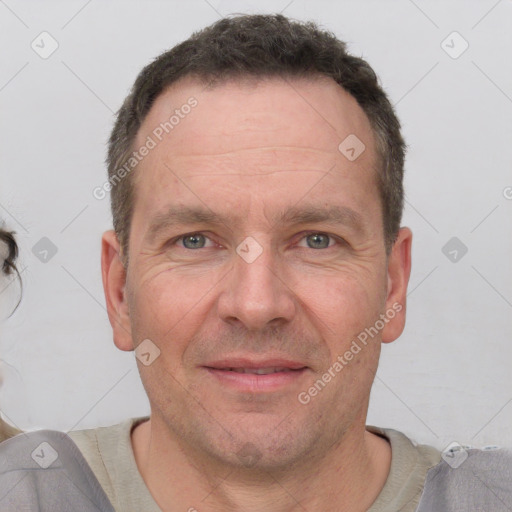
[417,445,512,511]
[68,416,142,453]
[68,416,148,464]
[366,426,442,512]
[368,425,442,472]
[68,416,150,507]
[0,429,114,511]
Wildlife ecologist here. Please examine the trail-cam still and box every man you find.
[14,13,512,512]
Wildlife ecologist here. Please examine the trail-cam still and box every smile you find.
[203,361,309,392]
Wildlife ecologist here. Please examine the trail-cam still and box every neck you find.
[131,415,391,512]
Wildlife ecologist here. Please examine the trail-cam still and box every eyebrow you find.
[146,204,365,242]
[276,204,364,231]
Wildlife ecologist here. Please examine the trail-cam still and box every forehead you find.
[130,75,380,232]
[135,74,375,160]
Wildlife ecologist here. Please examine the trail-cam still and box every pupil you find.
[184,234,205,249]
[308,234,329,249]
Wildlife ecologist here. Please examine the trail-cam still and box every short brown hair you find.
[107,14,405,261]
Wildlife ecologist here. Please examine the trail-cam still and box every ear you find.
[381,227,412,344]
[101,230,134,351]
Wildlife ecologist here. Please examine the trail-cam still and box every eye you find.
[298,233,336,249]
[178,233,213,249]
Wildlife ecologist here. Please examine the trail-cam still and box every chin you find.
[190,414,325,472]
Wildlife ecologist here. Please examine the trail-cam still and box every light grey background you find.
[0,0,511,451]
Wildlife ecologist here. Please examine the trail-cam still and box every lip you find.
[202,358,309,393]
[205,358,307,370]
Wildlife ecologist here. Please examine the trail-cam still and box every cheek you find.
[293,266,386,344]
[128,270,215,366]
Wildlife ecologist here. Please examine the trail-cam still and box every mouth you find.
[215,367,302,375]
[203,358,309,392]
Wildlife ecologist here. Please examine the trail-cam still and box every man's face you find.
[104,76,410,469]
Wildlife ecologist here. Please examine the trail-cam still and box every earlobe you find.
[381,227,412,344]
[101,230,134,352]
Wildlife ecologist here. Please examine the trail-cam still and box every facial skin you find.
[102,75,412,511]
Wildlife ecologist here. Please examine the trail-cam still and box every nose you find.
[217,243,296,331]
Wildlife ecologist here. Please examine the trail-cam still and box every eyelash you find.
[170,232,345,250]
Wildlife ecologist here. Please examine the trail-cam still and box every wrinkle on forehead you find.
[161,146,342,181]
[181,169,329,177]
[166,146,334,158]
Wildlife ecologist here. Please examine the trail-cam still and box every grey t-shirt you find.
[69,417,160,512]
[68,417,443,512]
[2,419,511,511]
[366,425,441,512]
